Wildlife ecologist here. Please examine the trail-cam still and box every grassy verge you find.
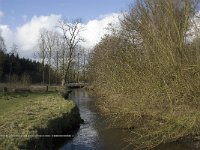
[0,92,82,150]
[0,83,65,92]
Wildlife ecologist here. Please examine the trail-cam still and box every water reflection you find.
[60,88,102,150]
[60,89,198,150]
[60,88,134,150]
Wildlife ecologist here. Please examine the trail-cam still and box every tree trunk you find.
[42,59,45,84]
[56,51,59,85]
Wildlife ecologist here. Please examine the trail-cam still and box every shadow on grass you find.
[19,106,84,150]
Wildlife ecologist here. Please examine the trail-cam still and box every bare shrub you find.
[10,74,19,84]
[21,73,32,87]
[89,0,200,149]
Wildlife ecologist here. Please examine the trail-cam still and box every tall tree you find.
[52,35,62,85]
[38,29,58,86]
[58,19,84,84]
[37,29,47,84]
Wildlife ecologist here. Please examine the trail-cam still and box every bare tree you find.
[59,40,66,85]
[58,19,84,84]
[45,29,58,85]
[37,29,59,85]
[74,46,87,83]
[52,35,63,85]
[46,31,55,86]
[37,29,47,84]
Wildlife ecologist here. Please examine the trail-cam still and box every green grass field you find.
[0,92,80,149]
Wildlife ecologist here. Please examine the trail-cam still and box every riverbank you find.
[0,92,82,149]
[91,88,200,149]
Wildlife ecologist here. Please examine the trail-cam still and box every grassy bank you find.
[0,83,65,93]
[0,92,82,149]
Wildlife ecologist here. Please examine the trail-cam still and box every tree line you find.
[0,34,57,84]
[36,19,88,86]
[0,19,88,86]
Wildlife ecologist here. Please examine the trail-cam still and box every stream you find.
[59,88,199,150]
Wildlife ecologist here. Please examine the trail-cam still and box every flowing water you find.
[59,88,199,150]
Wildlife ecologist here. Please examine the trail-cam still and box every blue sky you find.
[0,0,134,28]
[0,0,199,59]
[0,0,135,58]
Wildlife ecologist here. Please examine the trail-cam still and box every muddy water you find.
[59,88,198,150]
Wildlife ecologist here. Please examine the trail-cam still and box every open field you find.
[0,83,65,93]
[0,91,82,149]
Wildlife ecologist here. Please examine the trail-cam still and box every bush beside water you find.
[89,0,200,149]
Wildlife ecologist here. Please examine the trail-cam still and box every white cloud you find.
[0,25,14,49]
[0,13,121,58]
[22,15,28,21]
[80,13,121,49]
[3,11,200,59]
[0,11,4,18]
[186,12,200,42]
[16,14,61,53]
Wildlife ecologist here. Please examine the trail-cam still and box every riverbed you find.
[60,88,199,150]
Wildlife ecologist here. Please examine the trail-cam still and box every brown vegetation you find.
[89,0,200,149]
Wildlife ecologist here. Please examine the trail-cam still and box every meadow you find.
[0,87,82,149]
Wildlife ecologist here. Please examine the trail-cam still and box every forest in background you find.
[0,36,57,84]
[0,19,88,86]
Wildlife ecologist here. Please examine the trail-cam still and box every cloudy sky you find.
[0,0,134,58]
